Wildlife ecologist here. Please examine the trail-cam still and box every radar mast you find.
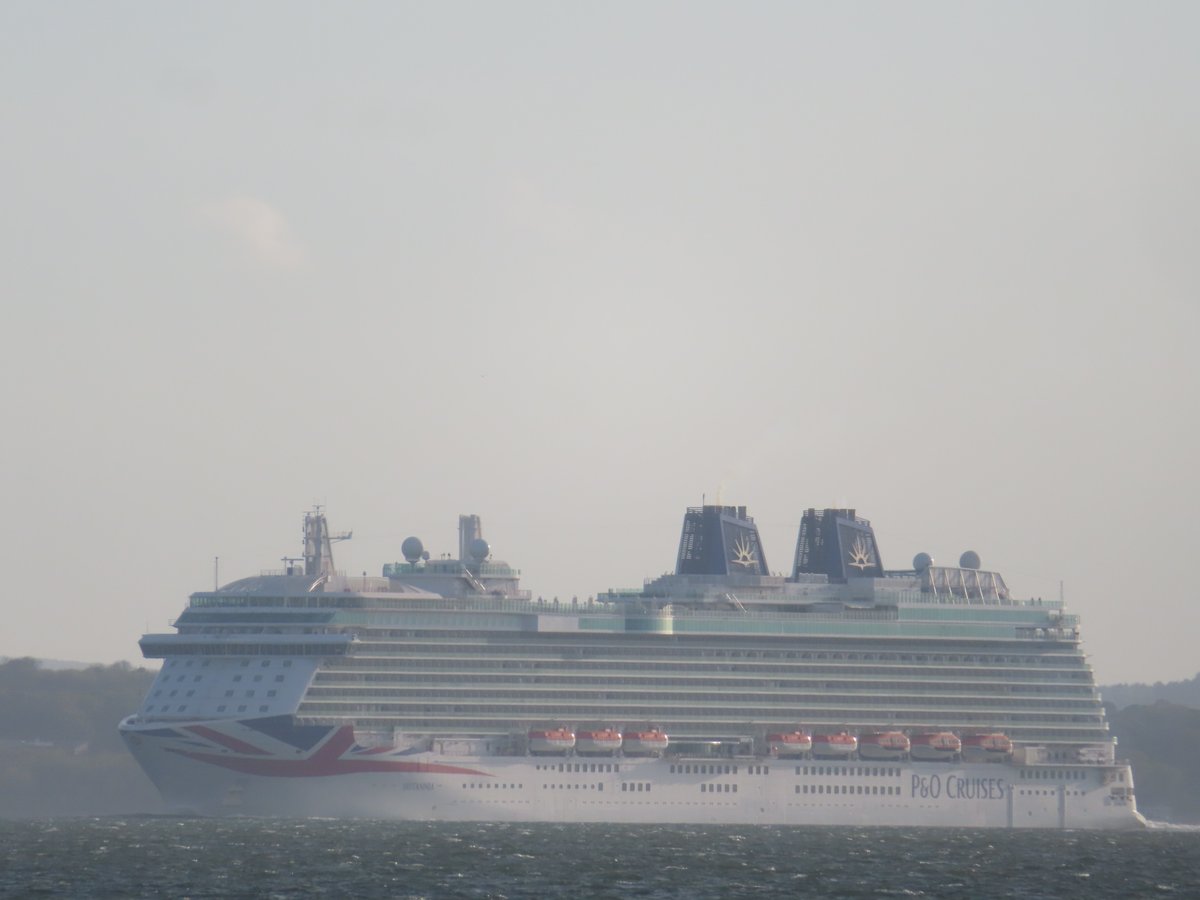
[303,506,352,576]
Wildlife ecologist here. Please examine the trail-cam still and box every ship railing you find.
[256,568,348,578]
[897,590,1065,610]
[181,593,1071,637]
[189,593,553,612]
[649,607,898,624]
[327,597,899,623]
[383,561,521,578]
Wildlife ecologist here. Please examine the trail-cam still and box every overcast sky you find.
[2,2,1196,685]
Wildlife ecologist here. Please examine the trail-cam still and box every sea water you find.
[1,818,1198,898]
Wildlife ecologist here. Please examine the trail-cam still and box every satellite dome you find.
[469,538,491,561]
[401,536,424,563]
[959,550,981,570]
[912,552,933,572]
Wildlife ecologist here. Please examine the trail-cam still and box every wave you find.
[1144,819,1200,831]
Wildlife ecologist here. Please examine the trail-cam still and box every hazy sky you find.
[2,2,1197,685]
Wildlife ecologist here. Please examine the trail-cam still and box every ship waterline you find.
[120,505,1143,828]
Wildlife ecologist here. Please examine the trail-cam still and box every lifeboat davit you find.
[527,727,576,755]
[857,731,911,761]
[575,728,623,755]
[960,732,1013,762]
[811,732,858,759]
[766,730,813,757]
[622,728,669,756]
[910,731,961,762]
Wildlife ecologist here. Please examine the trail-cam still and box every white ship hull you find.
[122,506,1145,832]
[858,746,907,762]
[121,718,1144,829]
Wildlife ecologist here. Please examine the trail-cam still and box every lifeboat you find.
[857,731,911,761]
[960,732,1013,763]
[527,727,576,755]
[622,728,669,756]
[811,731,858,759]
[766,730,813,758]
[575,728,623,756]
[909,731,961,762]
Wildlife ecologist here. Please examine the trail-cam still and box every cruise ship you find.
[120,504,1144,828]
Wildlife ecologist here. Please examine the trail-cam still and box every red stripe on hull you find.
[185,725,271,756]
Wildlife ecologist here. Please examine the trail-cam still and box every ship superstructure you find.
[120,504,1142,827]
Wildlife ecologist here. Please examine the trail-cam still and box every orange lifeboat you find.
[910,731,961,762]
[766,730,813,758]
[575,728,623,756]
[858,731,911,761]
[527,727,576,755]
[961,732,1012,763]
[811,731,858,759]
[623,728,669,756]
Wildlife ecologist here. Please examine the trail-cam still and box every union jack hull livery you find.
[120,506,1144,828]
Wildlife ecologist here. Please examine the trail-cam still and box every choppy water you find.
[1,818,1198,899]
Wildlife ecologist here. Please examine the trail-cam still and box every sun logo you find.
[848,536,875,570]
[731,535,758,568]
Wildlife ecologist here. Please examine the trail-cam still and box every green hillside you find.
[1101,674,1200,710]
[1108,701,1200,824]
[0,658,163,817]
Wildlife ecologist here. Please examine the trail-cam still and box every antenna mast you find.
[303,506,352,577]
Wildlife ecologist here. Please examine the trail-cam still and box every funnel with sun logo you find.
[674,505,769,576]
[791,508,884,581]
